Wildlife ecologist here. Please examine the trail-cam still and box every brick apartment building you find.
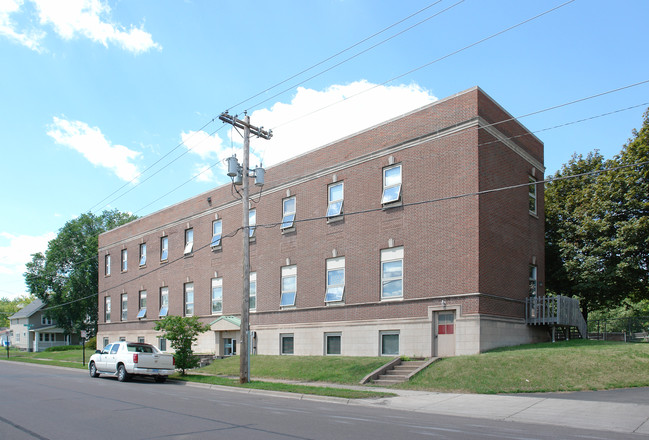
[97,86,547,358]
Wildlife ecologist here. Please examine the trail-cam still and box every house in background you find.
[8,299,78,352]
[97,87,549,357]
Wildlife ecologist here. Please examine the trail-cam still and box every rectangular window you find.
[121,249,128,272]
[184,283,194,316]
[211,278,223,314]
[380,331,399,356]
[250,272,257,311]
[381,247,404,299]
[529,176,537,215]
[105,297,111,322]
[121,294,127,321]
[280,334,294,355]
[137,290,147,319]
[382,164,402,204]
[281,197,296,230]
[280,265,297,307]
[325,333,341,355]
[437,313,455,335]
[184,228,194,255]
[137,336,145,344]
[159,337,166,351]
[249,209,256,238]
[160,236,169,261]
[327,182,344,217]
[105,254,111,276]
[103,337,109,348]
[159,287,169,317]
[325,257,345,303]
[211,219,222,247]
[139,243,147,266]
[529,265,538,297]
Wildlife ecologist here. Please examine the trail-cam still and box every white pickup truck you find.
[88,341,175,383]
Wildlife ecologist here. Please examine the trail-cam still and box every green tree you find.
[154,316,210,375]
[545,109,649,318]
[0,295,35,327]
[24,210,136,337]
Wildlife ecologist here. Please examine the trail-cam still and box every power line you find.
[93,124,228,214]
[88,118,219,213]
[242,0,464,113]
[94,99,649,251]
[86,1,452,215]
[39,156,648,312]
[227,0,449,113]
[270,0,577,132]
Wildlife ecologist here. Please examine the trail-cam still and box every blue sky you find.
[0,0,647,300]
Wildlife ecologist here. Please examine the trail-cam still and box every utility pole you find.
[219,111,272,383]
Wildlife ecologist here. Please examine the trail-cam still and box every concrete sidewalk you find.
[350,388,649,435]
[224,378,649,435]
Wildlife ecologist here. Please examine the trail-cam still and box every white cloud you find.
[0,231,55,298]
[47,117,141,182]
[184,81,436,184]
[182,130,226,160]
[0,0,46,51]
[192,163,216,183]
[0,0,160,54]
[249,80,437,166]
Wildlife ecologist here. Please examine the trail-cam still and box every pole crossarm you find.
[219,112,273,140]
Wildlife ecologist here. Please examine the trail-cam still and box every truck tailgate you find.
[136,353,174,370]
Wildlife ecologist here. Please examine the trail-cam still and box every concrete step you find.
[373,379,402,386]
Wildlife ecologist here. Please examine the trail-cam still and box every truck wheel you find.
[154,376,167,383]
[89,362,100,378]
[117,364,130,382]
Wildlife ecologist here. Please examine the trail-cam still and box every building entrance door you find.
[435,311,456,357]
[223,338,236,356]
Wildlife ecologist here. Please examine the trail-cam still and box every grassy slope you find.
[197,355,387,384]
[400,340,649,393]
[5,340,649,394]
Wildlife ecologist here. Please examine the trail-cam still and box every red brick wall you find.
[97,87,542,330]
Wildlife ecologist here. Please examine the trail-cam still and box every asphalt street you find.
[0,361,647,440]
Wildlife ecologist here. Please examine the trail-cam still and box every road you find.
[0,361,642,440]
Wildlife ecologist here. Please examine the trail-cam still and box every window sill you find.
[529,212,539,219]
[382,200,403,210]
[160,259,168,264]
[139,265,147,269]
[281,226,296,234]
[211,245,222,252]
[380,296,403,302]
[249,236,256,243]
[184,253,194,258]
[325,301,345,306]
[326,215,344,224]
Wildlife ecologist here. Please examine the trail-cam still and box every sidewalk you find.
[191,378,649,435]
[351,387,649,435]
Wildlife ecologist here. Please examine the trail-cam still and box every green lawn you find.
[399,340,649,394]
[197,355,387,384]
[5,340,649,395]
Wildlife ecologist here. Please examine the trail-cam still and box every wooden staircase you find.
[526,295,588,340]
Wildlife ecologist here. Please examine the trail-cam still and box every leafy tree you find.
[546,109,649,318]
[24,210,136,336]
[154,315,210,375]
[0,295,34,327]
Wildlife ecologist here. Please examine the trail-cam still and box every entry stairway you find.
[361,358,438,386]
[526,295,588,341]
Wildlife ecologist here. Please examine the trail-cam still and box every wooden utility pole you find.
[219,111,271,383]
